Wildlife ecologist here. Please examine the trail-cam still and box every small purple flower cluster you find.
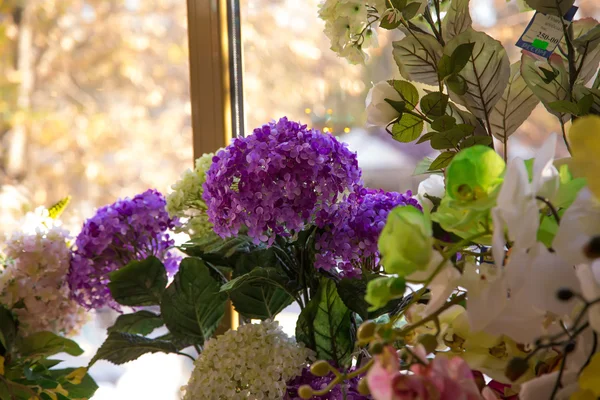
[286,366,371,400]
[315,189,421,277]
[203,117,362,244]
[68,189,180,310]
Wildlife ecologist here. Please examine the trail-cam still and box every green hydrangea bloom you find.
[378,206,433,276]
[166,151,218,238]
[445,146,505,210]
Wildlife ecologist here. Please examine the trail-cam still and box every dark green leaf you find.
[416,132,438,144]
[107,311,164,336]
[429,151,456,170]
[20,332,83,358]
[447,74,468,95]
[384,98,406,114]
[450,42,475,75]
[539,66,559,84]
[336,278,370,320]
[577,94,594,115]
[160,257,227,344]
[438,55,454,81]
[460,136,493,148]
[154,333,196,350]
[48,369,99,399]
[295,278,353,367]
[90,332,178,365]
[548,100,580,116]
[221,268,295,320]
[420,92,449,117]
[430,128,468,149]
[390,80,419,109]
[179,232,255,268]
[402,1,422,20]
[431,115,457,131]
[0,305,17,354]
[108,256,167,307]
[391,113,424,142]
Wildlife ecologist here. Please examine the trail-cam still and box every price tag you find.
[516,6,579,58]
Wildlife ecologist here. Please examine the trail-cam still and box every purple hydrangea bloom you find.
[203,117,362,244]
[286,366,371,399]
[68,189,180,310]
[315,189,421,277]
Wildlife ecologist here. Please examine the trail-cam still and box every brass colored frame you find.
[186,0,241,330]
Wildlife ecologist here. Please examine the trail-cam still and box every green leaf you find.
[20,332,83,358]
[577,94,594,115]
[524,0,575,17]
[431,115,456,132]
[420,92,449,117]
[460,135,493,148]
[489,61,540,141]
[108,256,168,307]
[47,196,71,220]
[447,102,487,136]
[48,368,99,399]
[416,132,438,144]
[450,42,476,75]
[107,311,164,336]
[0,306,17,354]
[444,29,510,121]
[574,24,600,53]
[179,232,255,267]
[90,332,178,365]
[295,278,353,367]
[429,151,456,170]
[336,278,370,320]
[393,33,444,86]
[221,267,295,320]
[160,257,227,344]
[548,100,581,115]
[521,52,570,121]
[391,113,424,142]
[442,0,472,42]
[438,55,454,81]
[384,98,406,114]
[390,80,419,109]
[430,128,468,150]
[402,1,422,20]
[574,85,600,115]
[447,75,468,95]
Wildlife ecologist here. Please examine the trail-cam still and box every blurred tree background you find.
[0,0,597,233]
[0,0,192,234]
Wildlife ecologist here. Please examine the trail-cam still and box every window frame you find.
[186,0,243,330]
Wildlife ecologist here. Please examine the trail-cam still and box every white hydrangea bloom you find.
[0,215,87,336]
[166,151,218,238]
[182,320,314,400]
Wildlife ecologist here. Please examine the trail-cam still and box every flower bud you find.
[445,145,505,209]
[357,377,370,395]
[378,206,433,276]
[556,288,574,301]
[357,321,377,341]
[417,334,439,354]
[310,360,331,377]
[298,385,314,399]
[505,357,530,382]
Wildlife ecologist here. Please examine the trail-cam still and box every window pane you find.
[0,2,192,399]
[240,0,599,192]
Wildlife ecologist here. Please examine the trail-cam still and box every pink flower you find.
[367,347,483,400]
